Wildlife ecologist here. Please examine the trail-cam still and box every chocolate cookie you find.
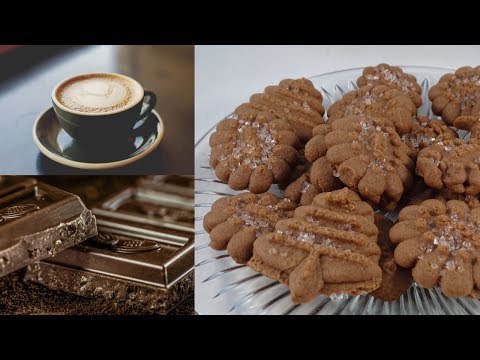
[248,188,382,303]
[236,78,325,141]
[327,84,417,134]
[278,148,309,190]
[370,214,413,301]
[357,64,422,107]
[209,110,300,193]
[401,179,480,210]
[204,193,297,264]
[282,144,342,205]
[454,111,480,144]
[391,198,480,298]
[284,167,323,206]
[305,116,415,211]
[429,66,480,125]
[416,138,480,195]
[436,191,480,208]
[284,161,344,206]
[400,115,457,155]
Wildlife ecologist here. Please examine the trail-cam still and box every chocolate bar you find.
[0,179,97,277]
[0,176,36,188]
[137,175,194,198]
[26,185,194,314]
[93,185,194,234]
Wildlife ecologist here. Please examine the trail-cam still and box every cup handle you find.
[139,90,157,120]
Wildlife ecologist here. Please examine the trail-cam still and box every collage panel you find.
[0,175,194,314]
[0,45,193,174]
[0,45,194,315]
[195,45,480,315]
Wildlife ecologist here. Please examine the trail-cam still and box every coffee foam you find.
[56,74,143,114]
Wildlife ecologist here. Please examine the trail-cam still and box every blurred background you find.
[0,45,194,174]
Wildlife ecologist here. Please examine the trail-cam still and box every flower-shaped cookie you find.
[357,64,422,107]
[400,115,457,155]
[390,198,480,298]
[237,78,325,141]
[437,191,480,208]
[328,84,417,134]
[416,138,480,195]
[284,163,342,205]
[305,116,415,211]
[401,179,480,211]
[209,109,300,193]
[370,214,413,301]
[248,188,382,303]
[429,66,480,125]
[204,192,297,264]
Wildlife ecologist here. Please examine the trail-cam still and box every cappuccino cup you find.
[51,73,156,144]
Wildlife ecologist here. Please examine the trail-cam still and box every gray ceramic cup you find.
[51,73,156,145]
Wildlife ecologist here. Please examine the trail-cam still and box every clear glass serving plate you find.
[195,66,480,315]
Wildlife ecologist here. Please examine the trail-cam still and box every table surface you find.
[195,45,480,142]
[0,269,193,315]
[0,45,194,175]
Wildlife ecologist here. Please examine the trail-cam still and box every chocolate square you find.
[0,179,97,277]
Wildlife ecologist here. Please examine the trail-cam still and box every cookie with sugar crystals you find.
[401,179,480,210]
[248,188,382,304]
[305,116,415,211]
[390,197,480,298]
[328,84,417,134]
[357,63,422,107]
[282,146,342,205]
[204,192,297,264]
[429,66,480,125]
[416,136,480,196]
[400,115,457,156]
[209,109,300,193]
[436,191,480,208]
[284,163,343,206]
[236,78,325,141]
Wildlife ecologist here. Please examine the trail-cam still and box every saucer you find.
[33,107,164,170]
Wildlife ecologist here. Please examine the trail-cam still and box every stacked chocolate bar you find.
[0,176,194,314]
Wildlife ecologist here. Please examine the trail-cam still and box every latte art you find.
[56,74,143,113]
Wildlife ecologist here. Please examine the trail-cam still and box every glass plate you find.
[195,66,480,315]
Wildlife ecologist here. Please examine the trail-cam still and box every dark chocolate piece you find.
[0,180,97,277]
[0,176,37,189]
[137,175,194,198]
[26,186,194,314]
[93,186,194,234]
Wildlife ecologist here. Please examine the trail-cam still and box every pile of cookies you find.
[204,64,480,303]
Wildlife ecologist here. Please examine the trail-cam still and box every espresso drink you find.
[56,74,143,114]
